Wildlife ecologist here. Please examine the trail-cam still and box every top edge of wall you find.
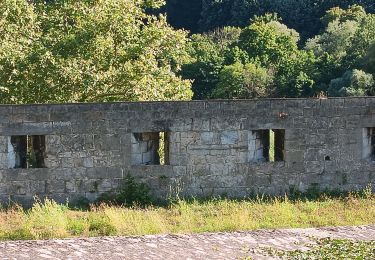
[0,96,375,107]
[0,97,373,107]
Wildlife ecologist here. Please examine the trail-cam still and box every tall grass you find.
[0,192,374,241]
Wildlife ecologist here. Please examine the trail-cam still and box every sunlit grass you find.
[0,192,374,241]
[269,238,375,259]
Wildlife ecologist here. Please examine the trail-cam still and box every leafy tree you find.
[328,69,374,96]
[197,0,375,41]
[345,12,375,69]
[237,17,318,97]
[238,18,300,67]
[0,0,40,99]
[310,5,375,72]
[362,43,375,74]
[274,50,318,97]
[212,62,274,99]
[321,4,367,26]
[0,0,192,104]
[305,20,360,61]
[305,5,375,95]
[181,27,241,99]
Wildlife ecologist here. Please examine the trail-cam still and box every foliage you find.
[2,1,375,101]
[305,20,360,61]
[97,174,152,207]
[363,43,375,74]
[182,5,375,99]
[181,27,241,99]
[328,69,374,96]
[212,62,273,99]
[0,0,192,104]
[168,0,375,40]
[321,4,367,26]
[238,19,299,67]
[270,238,375,259]
[344,12,375,69]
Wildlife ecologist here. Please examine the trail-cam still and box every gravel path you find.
[0,225,374,260]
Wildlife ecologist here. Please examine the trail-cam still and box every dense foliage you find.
[1,1,375,103]
[182,5,375,99]
[166,0,375,38]
[0,0,192,104]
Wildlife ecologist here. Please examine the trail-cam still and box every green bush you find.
[88,215,116,236]
[97,174,152,207]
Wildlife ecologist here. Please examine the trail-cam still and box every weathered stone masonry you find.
[0,97,375,206]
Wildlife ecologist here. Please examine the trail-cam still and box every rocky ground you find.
[0,225,374,259]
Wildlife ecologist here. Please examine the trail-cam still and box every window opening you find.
[363,128,375,161]
[249,129,285,162]
[9,135,46,169]
[131,132,170,165]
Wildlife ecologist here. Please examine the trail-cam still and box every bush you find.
[87,214,116,236]
[97,174,152,207]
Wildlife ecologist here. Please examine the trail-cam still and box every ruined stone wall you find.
[0,98,374,206]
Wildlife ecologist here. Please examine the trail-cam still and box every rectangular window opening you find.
[131,132,170,165]
[363,128,375,161]
[9,135,46,169]
[249,129,285,163]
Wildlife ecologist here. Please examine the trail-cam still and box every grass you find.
[267,238,375,259]
[0,191,374,241]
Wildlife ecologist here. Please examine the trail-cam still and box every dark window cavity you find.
[248,129,285,162]
[9,135,46,169]
[364,128,375,161]
[131,132,170,165]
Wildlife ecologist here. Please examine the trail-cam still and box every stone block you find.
[87,167,108,179]
[220,131,239,145]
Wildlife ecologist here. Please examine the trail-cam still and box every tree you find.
[274,50,318,97]
[345,13,375,69]
[238,18,300,67]
[0,0,39,99]
[328,69,374,96]
[0,0,192,104]
[362,43,375,74]
[305,20,360,61]
[236,17,318,98]
[321,4,366,26]
[197,0,375,41]
[305,5,375,93]
[181,27,242,99]
[212,62,274,99]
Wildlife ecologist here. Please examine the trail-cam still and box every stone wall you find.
[0,97,374,206]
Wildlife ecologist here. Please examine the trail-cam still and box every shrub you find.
[97,174,152,207]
